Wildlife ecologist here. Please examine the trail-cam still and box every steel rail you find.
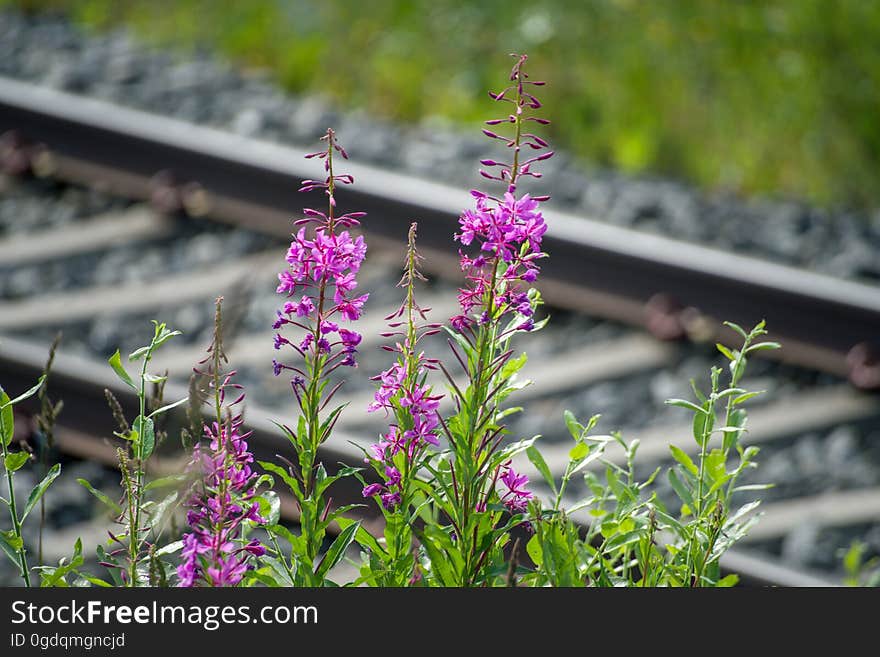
[1,76,879,386]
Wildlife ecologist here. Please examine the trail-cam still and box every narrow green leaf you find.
[133,416,155,460]
[258,461,302,498]
[715,343,734,360]
[147,396,188,419]
[604,530,644,552]
[669,445,698,476]
[22,463,61,522]
[526,445,556,493]
[155,540,184,557]
[745,341,781,353]
[128,346,151,361]
[668,469,694,510]
[108,350,136,390]
[732,483,774,492]
[77,479,122,516]
[316,521,360,580]
[0,389,12,447]
[76,574,112,587]
[143,473,187,492]
[563,409,585,441]
[0,376,46,409]
[4,452,29,472]
[665,398,706,414]
[724,321,748,339]
[732,391,764,406]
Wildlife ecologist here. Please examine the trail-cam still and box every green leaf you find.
[0,376,46,409]
[143,373,167,384]
[604,530,644,552]
[732,483,774,492]
[745,341,781,353]
[0,529,23,566]
[668,469,694,511]
[665,398,705,415]
[569,442,589,461]
[108,350,137,390]
[526,445,556,493]
[75,574,112,587]
[715,343,734,360]
[128,346,151,361]
[669,445,698,476]
[147,396,188,419]
[77,479,122,516]
[155,540,184,557]
[724,321,748,339]
[0,389,13,447]
[563,410,584,441]
[4,452,29,472]
[258,491,281,526]
[152,327,181,350]
[705,449,726,483]
[732,391,764,406]
[336,517,385,556]
[316,521,360,581]
[526,533,543,567]
[716,573,739,587]
[259,461,302,499]
[133,415,155,460]
[143,473,187,492]
[22,463,61,522]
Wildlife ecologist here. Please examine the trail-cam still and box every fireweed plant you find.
[397,53,554,586]
[2,54,781,587]
[177,298,269,587]
[353,222,444,586]
[257,128,367,586]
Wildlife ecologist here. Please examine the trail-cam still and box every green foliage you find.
[523,321,775,587]
[1,374,53,586]
[75,320,184,587]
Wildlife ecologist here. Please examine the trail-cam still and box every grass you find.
[6,0,880,210]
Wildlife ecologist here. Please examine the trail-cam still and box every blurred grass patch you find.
[6,0,880,209]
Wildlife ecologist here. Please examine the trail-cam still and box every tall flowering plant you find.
[177,299,267,587]
[354,223,443,585]
[259,129,364,586]
[405,54,552,586]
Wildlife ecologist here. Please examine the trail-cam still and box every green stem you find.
[1,422,30,586]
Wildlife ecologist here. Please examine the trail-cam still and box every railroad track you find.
[1,75,878,587]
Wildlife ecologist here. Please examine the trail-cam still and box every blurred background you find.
[11,0,880,209]
[0,1,879,586]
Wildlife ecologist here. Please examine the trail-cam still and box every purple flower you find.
[381,491,402,510]
[499,463,534,514]
[273,132,369,372]
[450,54,551,334]
[177,375,265,587]
[339,328,362,347]
[362,483,383,497]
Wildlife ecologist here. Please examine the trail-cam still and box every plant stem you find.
[1,420,30,586]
